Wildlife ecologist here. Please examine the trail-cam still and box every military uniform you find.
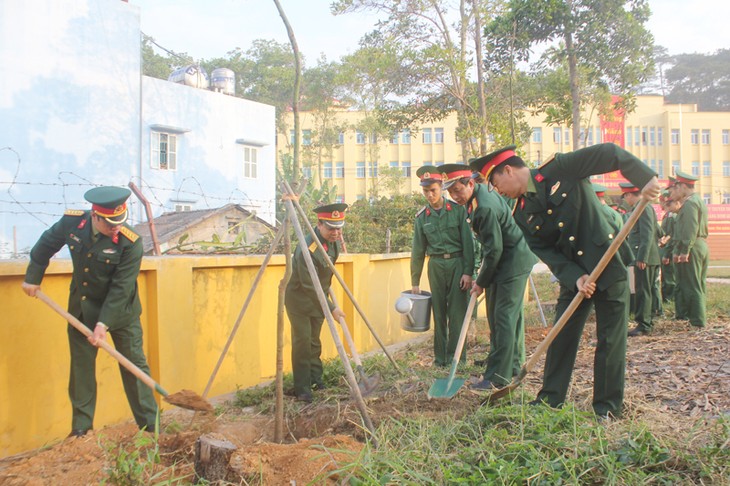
[411,175,474,366]
[442,162,537,388]
[284,204,346,399]
[484,143,656,416]
[660,207,677,302]
[672,172,709,327]
[24,187,157,434]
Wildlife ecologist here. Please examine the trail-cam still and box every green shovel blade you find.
[428,377,466,399]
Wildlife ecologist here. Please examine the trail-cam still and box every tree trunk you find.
[194,435,238,483]
[565,1,581,150]
[472,0,488,154]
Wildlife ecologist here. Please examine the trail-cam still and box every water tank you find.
[167,65,210,89]
[210,68,235,95]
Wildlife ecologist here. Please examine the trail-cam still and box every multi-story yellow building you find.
[278,95,730,204]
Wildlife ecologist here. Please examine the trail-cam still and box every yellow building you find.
[277,95,730,204]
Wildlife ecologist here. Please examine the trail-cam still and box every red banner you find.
[599,95,625,149]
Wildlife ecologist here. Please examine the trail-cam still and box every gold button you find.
[81,296,86,301]
[84,268,89,273]
[569,236,575,241]
[536,225,540,230]
[547,209,553,215]
[608,234,614,239]
[83,282,88,287]
[577,250,584,256]
[87,253,92,257]
[105,259,110,264]
[69,245,74,250]
[558,222,564,228]
[562,193,567,198]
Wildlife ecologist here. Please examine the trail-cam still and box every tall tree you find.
[485,0,655,150]
[664,49,730,111]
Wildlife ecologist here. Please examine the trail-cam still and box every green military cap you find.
[675,170,698,186]
[438,163,473,189]
[592,183,608,197]
[619,182,639,196]
[416,165,444,187]
[667,176,676,188]
[84,186,131,225]
[314,203,348,228]
[469,145,520,183]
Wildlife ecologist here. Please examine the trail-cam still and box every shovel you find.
[428,292,478,399]
[329,289,380,396]
[35,290,213,412]
[483,196,651,404]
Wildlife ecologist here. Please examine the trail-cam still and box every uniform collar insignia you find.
[535,172,545,183]
[112,234,119,244]
[77,219,87,229]
[550,181,561,196]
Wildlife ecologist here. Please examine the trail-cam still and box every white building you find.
[0,0,276,257]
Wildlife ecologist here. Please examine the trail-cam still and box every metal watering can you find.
[394,290,432,332]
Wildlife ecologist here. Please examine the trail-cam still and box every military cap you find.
[619,182,640,195]
[314,203,348,228]
[667,176,676,188]
[438,163,473,189]
[469,145,521,183]
[416,166,443,187]
[84,186,131,225]
[675,170,698,186]
[592,183,608,197]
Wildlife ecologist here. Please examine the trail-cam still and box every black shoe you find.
[628,326,649,337]
[311,382,327,391]
[470,379,496,391]
[68,429,89,438]
[296,392,313,403]
[473,359,487,367]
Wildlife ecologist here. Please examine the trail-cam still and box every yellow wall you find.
[0,253,421,456]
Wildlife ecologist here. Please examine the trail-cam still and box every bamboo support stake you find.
[275,223,291,443]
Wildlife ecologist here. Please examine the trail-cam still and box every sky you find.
[129,0,730,64]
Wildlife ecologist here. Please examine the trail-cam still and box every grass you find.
[708,259,730,278]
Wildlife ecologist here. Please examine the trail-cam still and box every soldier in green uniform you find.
[486,143,660,417]
[411,167,474,367]
[619,183,661,336]
[659,193,679,303]
[440,160,538,390]
[669,171,709,328]
[593,184,624,231]
[22,187,158,437]
[285,203,348,402]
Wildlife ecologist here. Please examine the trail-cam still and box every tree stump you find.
[194,434,238,483]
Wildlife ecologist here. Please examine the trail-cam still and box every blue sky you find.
[129,0,730,63]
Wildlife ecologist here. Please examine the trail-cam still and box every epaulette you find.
[470,198,478,212]
[308,240,318,252]
[119,226,139,243]
[64,209,85,217]
[538,154,556,170]
[416,206,426,217]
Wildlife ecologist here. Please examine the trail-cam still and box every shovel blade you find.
[428,378,466,399]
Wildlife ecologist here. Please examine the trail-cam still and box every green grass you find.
[708,259,730,278]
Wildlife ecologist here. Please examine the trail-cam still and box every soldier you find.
[411,166,474,367]
[669,171,709,328]
[285,203,348,403]
[619,182,661,336]
[593,183,624,231]
[21,187,158,437]
[659,193,679,304]
[486,143,660,418]
[440,159,538,390]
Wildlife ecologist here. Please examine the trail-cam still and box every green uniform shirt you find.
[660,212,676,258]
[628,203,661,265]
[24,211,143,331]
[513,143,656,290]
[285,227,339,317]
[411,198,475,286]
[673,193,709,256]
[467,184,537,288]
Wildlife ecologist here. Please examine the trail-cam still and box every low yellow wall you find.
[0,252,424,457]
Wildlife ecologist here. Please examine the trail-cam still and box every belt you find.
[429,251,463,259]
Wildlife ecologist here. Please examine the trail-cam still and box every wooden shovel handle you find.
[35,290,167,396]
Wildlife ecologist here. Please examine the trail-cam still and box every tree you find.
[344,194,424,253]
[664,49,730,111]
[141,34,192,79]
[485,0,655,149]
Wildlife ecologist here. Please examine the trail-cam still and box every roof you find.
[133,203,276,254]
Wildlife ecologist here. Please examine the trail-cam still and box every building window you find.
[723,130,729,145]
[672,160,680,175]
[691,161,699,176]
[671,129,680,145]
[302,129,312,146]
[703,193,711,205]
[723,193,730,204]
[422,128,432,144]
[242,146,257,179]
[586,128,594,146]
[488,133,495,143]
[335,162,344,178]
[228,221,241,235]
[435,128,444,144]
[389,161,398,171]
[691,129,699,144]
[724,161,730,177]
[532,127,542,143]
[356,131,366,144]
[701,129,710,144]
[151,131,177,170]
[335,195,345,203]
[289,130,295,145]
[641,127,647,145]
[564,129,570,145]
[703,161,711,176]
[435,161,444,167]
[369,132,378,144]
[634,127,640,146]
[553,127,561,143]
[338,132,345,145]
[626,128,633,146]
[402,130,411,144]
[595,127,602,144]
[368,161,378,177]
[650,127,656,146]
[649,159,655,172]
[174,203,191,212]
[402,161,411,177]
[302,166,312,179]
[391,132,399,144]
[323,162,333,178]
[657,127,663,146]
[657,160,664,179]
[356,162,365,178]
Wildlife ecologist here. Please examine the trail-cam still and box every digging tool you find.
[484,196,651,404]
[428,292,478,399]
[329,289,380,396]
[529,274,548,327]
[35,290,213,412]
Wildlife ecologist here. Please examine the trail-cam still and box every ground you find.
[1,311,728,485]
